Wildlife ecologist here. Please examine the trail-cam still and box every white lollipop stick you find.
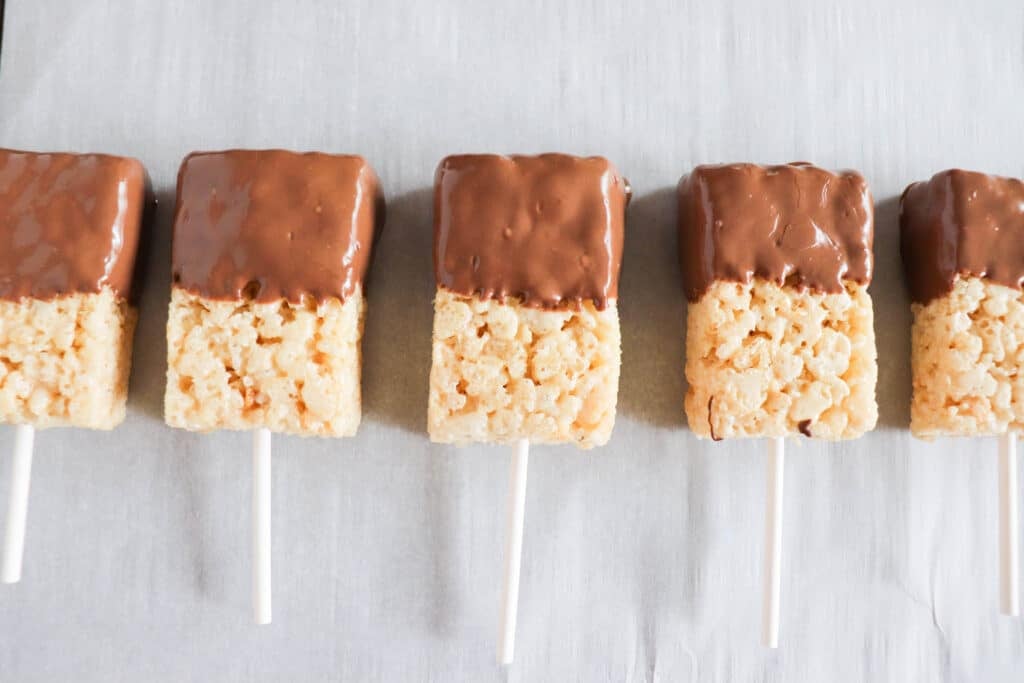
[999,432,1019,616]
[253,428,272,624]
[497,438,529,665]
[762,436,785,647]
[2,425,35,584]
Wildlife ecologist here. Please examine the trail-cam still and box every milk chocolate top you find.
[678,162,874,301]
[434,153,629,310]
[900,169,1024,304]
[0,149,148,302]
[171,150,382,304]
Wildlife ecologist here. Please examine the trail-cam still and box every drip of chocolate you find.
[0,149,149,302]
[678,162,874,302]
[434,153,629,310]
[900,169,1024,305]
[171,150,383,305]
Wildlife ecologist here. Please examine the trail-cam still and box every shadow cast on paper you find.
[128,186,174,421]
[362,188,435,436]
[871,195,911,431]
[618,187,688,429]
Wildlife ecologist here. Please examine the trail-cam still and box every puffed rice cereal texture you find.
[910,276,1024,438]
[685,278,877,440]
[428,289,621,448]
[0,288,137,429]
[164,287,364,437]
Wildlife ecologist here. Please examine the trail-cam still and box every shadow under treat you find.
[425,447,465,638]
[362,188,435,435]
[618,188,688,429]
[870,195,912,431]
[176,431,219,599]
[634,445,715,654]
[127,186,175,422]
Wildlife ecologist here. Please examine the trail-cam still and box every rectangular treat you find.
[164,150,382,437]
[901,169,1024,437]
[679,162,878,440]
[428,153,629,448]
[0,149,149,429]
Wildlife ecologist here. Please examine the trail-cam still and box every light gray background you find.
[0,1,1022,680]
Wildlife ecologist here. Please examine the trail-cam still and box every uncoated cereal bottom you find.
[164,287,365,437]
[0,287,137,429]
[428,289,621,449]
[910,276,1024,438]
[685,278,877,440]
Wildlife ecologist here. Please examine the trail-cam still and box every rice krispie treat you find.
[428,153,629,449]
[0,149,150,429]
[679,162,878,440]
[164,150,383,437]
[901,169,1024,438]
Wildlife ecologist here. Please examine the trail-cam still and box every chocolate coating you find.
[0,149,149,302]
[900,169,1024,305]
[678,162,874,301]
[171,150,382,304]
[434,153,629,310]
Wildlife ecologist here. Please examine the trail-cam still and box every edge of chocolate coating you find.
[0,148,151,303]
[678,162,874,302]
[171,149,383,305]
[900,168,1024,305]
[433,153,629,310]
